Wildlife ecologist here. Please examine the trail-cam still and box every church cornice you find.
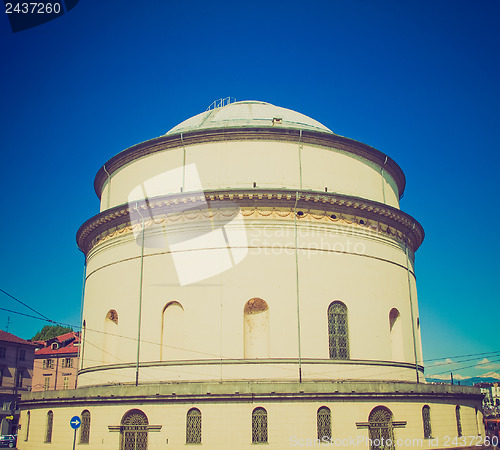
[76,189,424,256]
[94,128,406,199]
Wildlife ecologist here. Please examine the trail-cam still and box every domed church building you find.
[19,100,483,449]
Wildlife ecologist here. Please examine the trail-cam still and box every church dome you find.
[166,100,333,135]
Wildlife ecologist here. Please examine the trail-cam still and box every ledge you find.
[76,189,424,255]
[19,380,483,409]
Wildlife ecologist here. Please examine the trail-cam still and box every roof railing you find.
[206,97,236,111]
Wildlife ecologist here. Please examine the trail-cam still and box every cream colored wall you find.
[99,141,400,212]
[79,214,421,386]
[17,400,484,450]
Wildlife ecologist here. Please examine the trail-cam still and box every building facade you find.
[0,330,36,435]
[32,332,80,392]
[19,100,484,449]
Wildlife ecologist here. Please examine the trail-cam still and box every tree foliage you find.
[31,325,73,341]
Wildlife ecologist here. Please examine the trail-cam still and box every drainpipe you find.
[103,164,111,209]
[298,130,303,190]
[135,204,146,386]
[54,350,59,390]
[405,232,420,383]
[181,132,186,192]
[381,156,388,204]
[294,191,302,383]
[77,258,87,387]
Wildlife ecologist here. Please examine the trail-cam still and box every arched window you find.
[80,410,91,444]
[328,302,349,359]
[186,408,202,444]
[317,406,332,441]
[368,406,394,450]
[422,405,431,439]
[456,405,462,437]
[244,298,270,359]
[252,407,268,444]
[103,310,119,364]
[106,309,118,324]
[161,301,184,361]
[45,410,54,443]
[389,308,404,361]
[25,411,30,441]
[121,409,148,450]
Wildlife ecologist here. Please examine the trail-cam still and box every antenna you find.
[6,316,11,332]
[206,97,236,111]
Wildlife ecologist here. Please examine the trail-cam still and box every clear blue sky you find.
[1,0,499,382]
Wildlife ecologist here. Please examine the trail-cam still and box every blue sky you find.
[1,0,499,381]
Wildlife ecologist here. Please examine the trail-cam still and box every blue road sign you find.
[70,416,81,430]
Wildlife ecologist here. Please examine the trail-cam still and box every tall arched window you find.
[186,408,202,444]
[103,309,119,364]
[80,410,91,444]
[244,298,270,359]
[368,406,394,450]
[317,406,332,441]
[45,410,54,443]
[252,407,268,444]
[328,301,349,359]
[456,405,462,437]
[161,301,184,361]
[422,405,432,439]
[121,409,148,450]
[389,308,404,361]
[25,411,30,441]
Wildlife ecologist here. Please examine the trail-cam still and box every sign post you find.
[70,416,81,450]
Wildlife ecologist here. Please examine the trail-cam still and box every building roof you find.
[166,100,333,135]
[0,329,37,346]
[34,331,80,356]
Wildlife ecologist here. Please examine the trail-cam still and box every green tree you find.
[31,325,73,341]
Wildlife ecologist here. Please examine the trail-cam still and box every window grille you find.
[44,377,50,391]
[252,407,268,444]
[0,347,5,358]
[25,411,30,441]
[368,406,394,450]
[328,302,349,359]
[456,406,462,437]
[62,358,73,368]
[45,411,54,443]
[19,349,26,360]
[43,359,54,369]
[317,407,332,441]
[186,408,202,444]
[422,405,432,439]
[121,410,148,450]
[63,376,69,390]
[80,410,91,444]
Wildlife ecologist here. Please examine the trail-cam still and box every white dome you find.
[166,100,333,135]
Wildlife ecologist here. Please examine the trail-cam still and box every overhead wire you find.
[2,287,500,384]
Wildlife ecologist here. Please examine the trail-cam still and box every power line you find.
[2,287,500,383]
[0,287,50,320]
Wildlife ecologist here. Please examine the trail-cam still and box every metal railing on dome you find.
[206,97,236,111]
